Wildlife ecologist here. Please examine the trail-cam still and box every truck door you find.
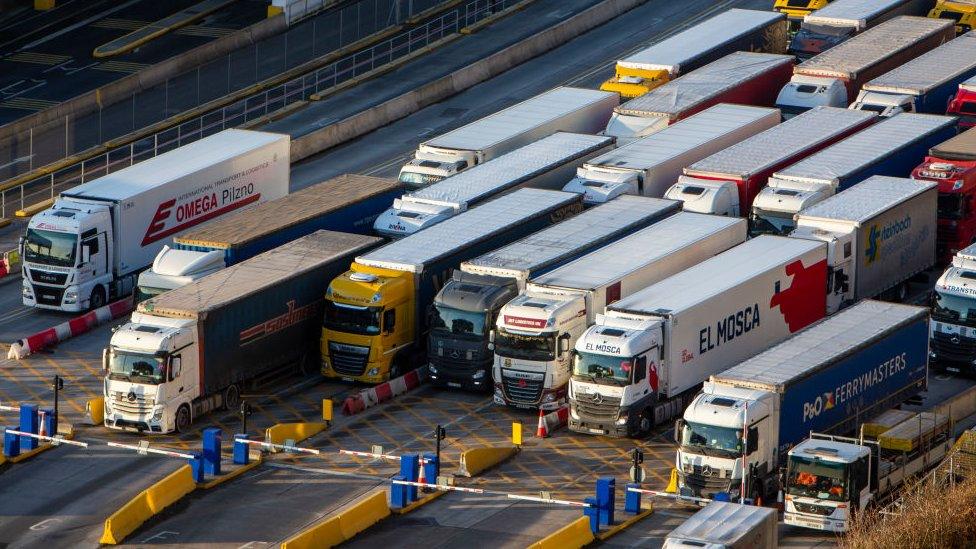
[79,232,108,283]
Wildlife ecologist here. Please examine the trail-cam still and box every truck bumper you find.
[104,412,168,433]
[321,357,390,384]
[493,383,566,411]
[428,362,491,391]
[569,416,630,437]
[784,512,847,532]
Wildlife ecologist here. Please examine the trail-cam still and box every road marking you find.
[177,26,236,38]
[140,530,179,543]
[7,52,72,66]
[266,461,390,482]
[19,0,144,50]
[94,60,149,74]
[237,542,271,549]
[29,518,62,531]
[90,18,148,31]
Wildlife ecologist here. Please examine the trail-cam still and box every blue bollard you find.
[233,434,250,465]
[714,491,731,502]
[596,476,615,526]
[400,453,420,502]
[3,426,20,458]
[189,452,206,483]
[422,452,438,487]
[40,408,55,438]
[202,427,222,476]
[624,483,641,514]
[391,474,408,509]
[19,404,37,451]
[583,496,599,534]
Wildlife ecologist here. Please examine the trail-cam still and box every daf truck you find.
[397,87,617,188]
[604,52,794,144]
[790,0,935,59]
[376,133,613,238]
[929,0,976,34]
[427,196,678,391]
[103,231,381,433]
[664,502,777,549]
[775,0,831,27]
[912,127,976,261]
[749,112,955,236]
[600,9,787,98]
[492,213,746,410]
[947,74,976,127]
[321,189,583,384]
[564,104,780,205]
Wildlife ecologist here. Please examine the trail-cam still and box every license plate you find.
[948,367,961,373]
[342,377,354,382]
[589,428,604,434]
[447,382,461,388]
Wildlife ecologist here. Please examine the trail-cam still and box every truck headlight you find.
[368,368,380,376]
[930,351,938,360]
[570,407,579,420]
[494,387,504,398]
[472,369,484,380]
[543,393,556,403]
[64,290,77,303]
[616,412,628,425]
[428,364,438,375]
[22,284,32,298]
[151,408,163,421]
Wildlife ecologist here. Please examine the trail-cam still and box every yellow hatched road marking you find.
[90,18,148,30]
[0,97,60,111]
[93,60,149,73]
[42,356,100,401]
[177,25,235,38]
[7,51,72,65]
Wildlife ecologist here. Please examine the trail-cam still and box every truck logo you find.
[649,361,659,392]
[142,182,261,246]
[802,352,908,422]
[504,315,547,329]
[865,216,912,264]
[769,259,827,333]
[699,304,760,355]
[803,392,836,422]
[239,299,319,346]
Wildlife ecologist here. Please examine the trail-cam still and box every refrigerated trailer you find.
[790,0,935,59]
[665,502,777,549]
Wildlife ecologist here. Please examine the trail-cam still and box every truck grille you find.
[32,284,64,306]
[329,342,369,376]
[430,352,481,373]
[29,270,68,285]
[112,391,154,414]
[573,391,621,420]
[501,369,544,406]
[793,501,834,516]
[932,331,976,363]
[683,468,733,493]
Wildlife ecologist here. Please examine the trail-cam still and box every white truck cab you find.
[372,198,457,238]
[397,147,473,190]
[849,90,915,117]
[601,112,668,144]
[775,75,848,119]
[930,245,976,373]
[749,179,831,236]
[562,167,640,204]
[135,247,225,301]
[664,176,740,217]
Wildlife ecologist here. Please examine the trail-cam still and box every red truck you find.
[912,127,976,263]
[948,75,976,129]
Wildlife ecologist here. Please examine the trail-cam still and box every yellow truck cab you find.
[930,0,976,34]
[774,0,831,26]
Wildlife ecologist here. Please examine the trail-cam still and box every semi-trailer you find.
[21,129,289,312]
[664,501,777,549]
[790,0,935,60]
[665,106,876,219]
[603,52,794,144]
[912,127,976,261]
[103,230,382,434]
[600,9,787,98]
[375,133,613,238]
[321,189,584,384]
[136,174,400,299]
[947,74,976,128]
[564,104,780,205]
[676,300,929,504]
[492,213,746,410]
[749,113,955,236]
[775,16,954,117]
[426,196,678,391]
[396,87,617,188]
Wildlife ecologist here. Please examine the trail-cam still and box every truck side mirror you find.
[673,419,683,444]
[558,334,571,355]
[102,348,109,373]
[488,329,495,351]
[17,236,25,256]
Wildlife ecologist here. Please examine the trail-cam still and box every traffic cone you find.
[418,457,427,485]
[38,410,47,438]
[536,408,548,438]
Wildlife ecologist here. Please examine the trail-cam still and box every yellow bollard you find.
[665,468,679,494]
[322,398,333,423]
[512,421,522,446]
[267,5,283,18]
[86,397,105,426]
[35,0,56,10]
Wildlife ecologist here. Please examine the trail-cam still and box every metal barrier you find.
[392,478,593,507]
[3,429,88,448]
[339,448,432,464]
[235,435,322,455]
[106,441,196,460]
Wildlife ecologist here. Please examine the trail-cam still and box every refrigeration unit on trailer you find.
[790,0,936,60]
[664,501,777,549]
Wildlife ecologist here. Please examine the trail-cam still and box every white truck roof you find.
[666,501,777,546]
[796,16,953,80]
[685,106,875,180]
[618,9,783,73]
[712,300,927,393]
[862,31,976,95]
[796,175,936,224]
[424,87,616,152]
[405,133,612,208]
[357,189,578,273]
[461,196,676,278]
[62,129,286,201]
[803,0,918,30]
[530,213,743,291]
[616,52,794,118]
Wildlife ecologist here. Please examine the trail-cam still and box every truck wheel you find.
[636,409,653,437]
[89,286,106,310]
[175,404,192,434]
[223,384,240,411]
[389,355,406,380]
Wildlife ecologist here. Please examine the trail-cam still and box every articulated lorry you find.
[930,239,976,373]
[790,0,935,60]
[775,0,831,26]
[104,231,381,434]
[929,0,976,34]
[322,189,583,384]
[600,9,787,98]
[851,31,976,116]
[397,87,617,188]
[564,104,780,205]
[136,174,400,300]
[776,16,954,117]
[749,113,955,236]
[21,129,289,312]
[376,133,612,238]
[604,52,793,144]
[676,300,929,503]
[666,106,876,220]
[664,501,777,549]
[948,74,976,127]
[427,196,678,391]
[493,213,746,410]
[912,127,976,261]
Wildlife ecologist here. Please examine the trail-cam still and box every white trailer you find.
[563,104,779,204]
[664,501,777,549]
[790,0,934,60]
[397,87,617,188]
[376,133,613,237]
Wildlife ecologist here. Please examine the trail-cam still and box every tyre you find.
[636,408,653,437]
[175,404,192,434]
[389,355,404,380]
[89,285,106,310]
[223,384,240,411]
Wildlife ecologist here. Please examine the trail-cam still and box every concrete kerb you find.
[455,446,518,477]
[197,453,263,489]
[92,0,240,58]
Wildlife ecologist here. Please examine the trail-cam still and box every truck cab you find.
[775,0,831,27]
[930,245,976,373]
[135,247,225,302]
[372,199,457,239]
[664,178,739,218]
[947,83,976,128]
[783,436,871,532]
[398,146,476,190]
[849,90,916,117]
[929,0,976,34]
[790,22,856,61]
[563,167,641,205]
[602,112,668,145]
[600,67,669,99]
[776,75,849,119]
[749,180,834,236]
[913,157,976,262]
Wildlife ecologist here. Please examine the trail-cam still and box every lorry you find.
[790,0,935,60]
[929,241,976,373]
[375,133,612,238]
[564,104,780,205]
[850,30,976,116]
[136,174,400,300]
[775,16,955,117]
[603,52,794,144]
[600,9,787,98]
[103,230,381,434]
[929,0,976,34]
[492,213,746,410]
[749,112,955,236]
[666,106,876,219]
[676,299,929,503]
[321,189,584,384]
[947,74,976,127]
[569,235,828,438]
[784,411,951,532]
[775,0,832,27]
[21,129,289,312]
[427,196,678,391]
[663,501,777,549]
[396,87,617,188]
[912,127,976,261]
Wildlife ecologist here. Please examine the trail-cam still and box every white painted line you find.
[29,518,62,531]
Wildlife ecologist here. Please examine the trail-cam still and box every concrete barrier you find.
[264,422,327,446]
[100,465,196,545]
[282,489,391,549]
[14,198,53,218]
[528,516,595,549]
[341,367,426,416]
[8,298,133,359]
[456,446,518,477]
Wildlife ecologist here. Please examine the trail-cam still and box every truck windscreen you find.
[325,301,381,335]
[787,456,848,502]
[431,305,486,339]
[680,421,743,458]
[24,228,77,267]
[932,290,976,328]
[573,351,632,385]
[494,328,555,361]
[108,350,166,385]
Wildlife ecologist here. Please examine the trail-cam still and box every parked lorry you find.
[775,16,954,117]
[600,9,787,98]
[492,213,746,410]
[569,235,828,437]
[666,106,876,219]
[604,52,794,144]
[930,241,976,373]
[136,174,400,300]
[427,196,678,391]
[664,501,777,549]
[947,74,976,128]
[912,127,976,261]
[929,0,976,34]
[103,230,381,433]
[321,189,583,384]
[676,300,929,503]
[850,31,976,116]
[749,113,955,236]
[21,129,289,312]
[790,0,935,60]
[775,0,832,28]
[376,133,612,238]
[564,104,780,205]
[397,87,617,188]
